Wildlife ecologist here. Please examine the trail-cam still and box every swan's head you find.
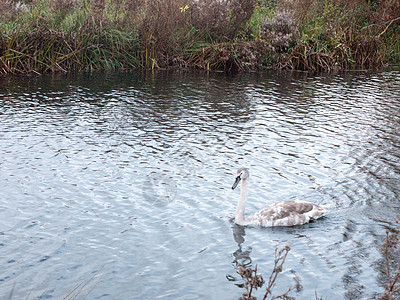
[232,167,249,190]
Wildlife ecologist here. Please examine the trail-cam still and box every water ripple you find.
[1,70,400,299]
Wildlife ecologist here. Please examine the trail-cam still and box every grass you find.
[0,0,399,74]
[6,267,103,300]
[0,0,140,73]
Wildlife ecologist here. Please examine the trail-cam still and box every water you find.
[0,70,399,299]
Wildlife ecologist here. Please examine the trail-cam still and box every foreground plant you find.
[379,222,400,300]
[237,245,292,300]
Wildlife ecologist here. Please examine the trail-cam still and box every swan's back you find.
[248,200,331,227]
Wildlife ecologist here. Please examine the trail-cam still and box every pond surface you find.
[1,69,400,299]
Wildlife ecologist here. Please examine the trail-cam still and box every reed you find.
[278,0,400,71]
[0,0,140,74]
[0,0,399,74]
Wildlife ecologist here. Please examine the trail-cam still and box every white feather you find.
[232,168,332,227]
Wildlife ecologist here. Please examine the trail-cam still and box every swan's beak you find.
[232,175,241,190]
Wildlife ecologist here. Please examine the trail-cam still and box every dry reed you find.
[0,0,399,74]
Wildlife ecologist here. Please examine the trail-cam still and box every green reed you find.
[0,0,399,74]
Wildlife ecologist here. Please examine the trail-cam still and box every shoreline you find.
[1,0,399,75]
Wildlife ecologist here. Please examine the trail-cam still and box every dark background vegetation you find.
[0,0,399,73]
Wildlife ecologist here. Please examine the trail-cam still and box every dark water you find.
[0,69,399,299]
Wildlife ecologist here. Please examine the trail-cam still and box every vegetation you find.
[236,221,400,300]
[0,0,399,74]
[379,221,400,300]
[236,246,292,300]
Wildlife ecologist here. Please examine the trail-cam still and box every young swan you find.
[232,167,331,227]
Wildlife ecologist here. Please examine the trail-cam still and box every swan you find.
[232,167,331,227]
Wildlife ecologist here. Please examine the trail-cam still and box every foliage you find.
[0,0,399,74]
[279,0,400,71]
[0,0,140,73]
[248,3,277,40]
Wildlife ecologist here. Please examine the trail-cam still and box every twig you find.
[237,263,265,300]
[379,225,400,299]
[263,246,291,300]
[378,16,400,37]
[389,266,400,294]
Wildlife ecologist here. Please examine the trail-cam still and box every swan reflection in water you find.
[226,224,253,287]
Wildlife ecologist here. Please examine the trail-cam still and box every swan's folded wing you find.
[249,201,328,227]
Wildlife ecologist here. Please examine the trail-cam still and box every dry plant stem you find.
[248,266,257,297]
[63,267,103,300]
[379,226,400,299]
[378,16,400,37]
[236,263,265,299]
[1,0,399,73]
[315,291,322,300]
[389,265,400,293]
[263,246,290,300]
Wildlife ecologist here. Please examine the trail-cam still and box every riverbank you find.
[1,0,399,74]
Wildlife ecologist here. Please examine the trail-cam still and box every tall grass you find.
[0,0,399,74]
[278,0,400,71]
[0,0,140,73]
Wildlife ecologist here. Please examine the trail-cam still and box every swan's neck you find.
[235,178,249,225]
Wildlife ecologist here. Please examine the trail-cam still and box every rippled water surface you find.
[1,70,400,299]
